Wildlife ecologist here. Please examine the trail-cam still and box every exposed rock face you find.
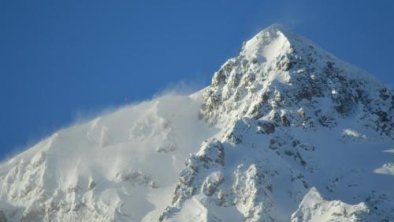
[291,187,369,222]
[161,25,394,221]
[1,25,394,222]
[201,26,394,138]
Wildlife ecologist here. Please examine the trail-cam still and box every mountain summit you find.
[0,25,393,222]
[202,25,389,131]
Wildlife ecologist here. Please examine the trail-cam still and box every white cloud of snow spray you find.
[0,78,218,221]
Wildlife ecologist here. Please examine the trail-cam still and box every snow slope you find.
[0,93,218,222]
[1,24,394,221]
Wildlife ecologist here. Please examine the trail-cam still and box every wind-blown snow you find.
[0,93,218,222]
[242,25,292,65]
[1,24,394,222]
[291,187,368,222]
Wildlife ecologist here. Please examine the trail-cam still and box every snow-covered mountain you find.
[1,24,394,222]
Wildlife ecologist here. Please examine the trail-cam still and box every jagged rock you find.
[201,171,224,196]
[257,121,275,134]
[291,187,369,222]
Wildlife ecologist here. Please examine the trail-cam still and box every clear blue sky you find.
[1,0,393,158]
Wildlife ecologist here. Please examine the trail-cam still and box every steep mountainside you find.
[1,25,394,222]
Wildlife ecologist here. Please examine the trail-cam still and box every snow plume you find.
[154,79,209,98]
[0,87,218,222]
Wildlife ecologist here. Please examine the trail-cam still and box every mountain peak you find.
[201,25,394,138]
[250,23,292,41]
[240,24,293,64]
